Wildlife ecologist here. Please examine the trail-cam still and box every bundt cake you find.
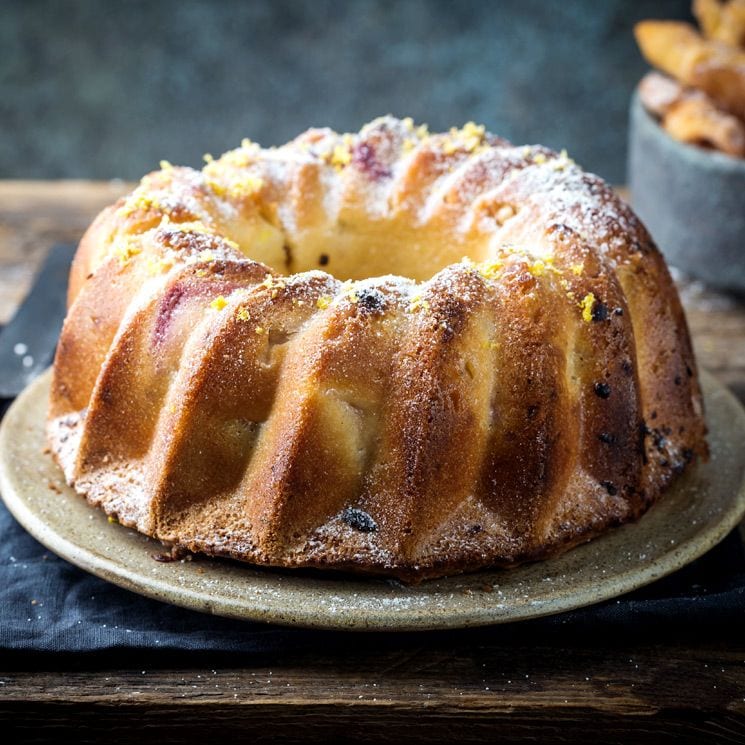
[47,117,707,582]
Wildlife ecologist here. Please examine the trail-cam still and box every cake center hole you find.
[233,218,489,283]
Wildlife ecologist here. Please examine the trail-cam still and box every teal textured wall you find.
[1,0,692,182]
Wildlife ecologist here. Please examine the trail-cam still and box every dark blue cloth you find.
[3,245,743,662]
[2,391,744,659]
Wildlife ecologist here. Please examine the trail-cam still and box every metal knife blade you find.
[0,244,76,399]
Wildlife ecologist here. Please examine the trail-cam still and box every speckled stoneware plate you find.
[2,369,745,631]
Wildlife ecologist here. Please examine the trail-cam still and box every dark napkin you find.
[1,246,745,660]
[2,466,744,658]
[0,244,76,398]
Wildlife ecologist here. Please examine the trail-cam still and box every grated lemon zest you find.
[478,260,504,280]
[579,292,596,323]
[408,294,431,313]
[210,295,228,311]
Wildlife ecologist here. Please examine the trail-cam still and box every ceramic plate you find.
[2,369,744,631]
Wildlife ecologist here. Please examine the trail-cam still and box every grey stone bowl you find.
[628,90,745,294]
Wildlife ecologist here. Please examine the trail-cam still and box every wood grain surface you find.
[3,640,745,743]
[1,181,745,743]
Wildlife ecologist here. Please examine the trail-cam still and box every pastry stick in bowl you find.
[664,94,745,156]
[638,71,745,156]
[693,0,745,47]
[634,20,745,120]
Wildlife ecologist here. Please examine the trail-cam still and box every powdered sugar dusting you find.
[48,116,700,582]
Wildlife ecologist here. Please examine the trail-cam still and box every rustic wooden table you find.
[1,181,745,743]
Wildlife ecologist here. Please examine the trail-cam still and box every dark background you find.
[2,0,693,183]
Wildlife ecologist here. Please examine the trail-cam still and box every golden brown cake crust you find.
[48,117,707,582]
